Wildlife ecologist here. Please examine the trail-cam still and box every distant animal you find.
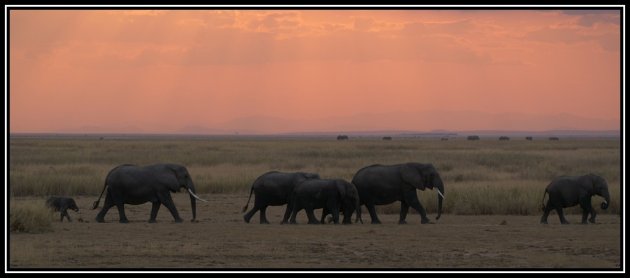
[243,171,321,224]
[549,137,560,141]
[540,174,610,224]
[526,136,533,141]
[440,137,449,141]
[337,135,349,140]
[288,178,361,224]
[46,196,79,222]
[499,136,510,141]
[382,136,392,141]
[467,135,480,141]
[93,163,206,223]
[352,163,444,224]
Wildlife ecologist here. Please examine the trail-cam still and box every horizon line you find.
[8,128,621,136]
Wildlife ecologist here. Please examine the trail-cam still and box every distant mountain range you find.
[199,110,620,136]
[277,129,620,138]
[17,110,619,137]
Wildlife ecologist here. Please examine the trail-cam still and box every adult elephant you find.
[352,163,444,224]
[242,171,320,224]
[92,163,207,223]
[540,174,610,224]
[289,178,361,224]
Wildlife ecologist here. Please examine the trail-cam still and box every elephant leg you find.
[115,203,129,223]
[63,210,72,222]
[579,199,596,224]
[96,204,114,223]
[540,202,552,224]
[289,206,300,224]
[331,206,340,224]
[588,207,597,224]
[149,201,160,223]
[341,210,352,224]
[161,194,183,223]
[555,207,569,224]
[581,209,590,224]
[342,207,352,224]
[305,207,320,224]
[365,204,381,224]
[96,195,115,223]
[321,208,329,224]
[403,191,430,224]
[281,203,293,224]
[108,191,129,223]
[243,205,259,223]
[59,206,68,222]
[399,201,410,224]
[259,206,270,224]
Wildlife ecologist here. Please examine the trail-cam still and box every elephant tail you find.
[540,190,548,211]
[242,185,255,213]
[92,183,107,210]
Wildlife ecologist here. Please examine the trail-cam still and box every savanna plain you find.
[8,135,622,270]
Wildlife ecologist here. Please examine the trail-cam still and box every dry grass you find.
[9,199,54,233]
[8,135,621,215]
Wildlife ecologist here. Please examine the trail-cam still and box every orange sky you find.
[9,9,622,134]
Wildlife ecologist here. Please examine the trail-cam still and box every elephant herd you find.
[241,163,445,225]
[51,162,609,225]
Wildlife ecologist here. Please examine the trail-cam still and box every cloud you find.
[179,16,491,65]
[9,11,82,58]
[562,10,620,26]
[525,24,619,52]
[246,12,301,32]
[353,17,376,31]
[526,27,588,44]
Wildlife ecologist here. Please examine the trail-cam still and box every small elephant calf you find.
[46,196,79,222]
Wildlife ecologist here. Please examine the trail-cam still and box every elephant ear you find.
[346,183,359,202]
[401,164,425,190]
[588,174,598,192]
[165,165,183,192]
[335,180,347,200]
[590,174,607,193]
[420,164,437,189]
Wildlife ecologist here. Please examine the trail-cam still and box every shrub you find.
[10,200,54,233]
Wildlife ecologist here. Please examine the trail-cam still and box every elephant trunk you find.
[185,179,202,222]
[189,192,197,222]
[601,191,610,210]
[436,183,444,220]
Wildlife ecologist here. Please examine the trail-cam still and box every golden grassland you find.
[9,200,54,233]
[9,135,621,218]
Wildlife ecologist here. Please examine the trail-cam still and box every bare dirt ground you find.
[9,193,622,271]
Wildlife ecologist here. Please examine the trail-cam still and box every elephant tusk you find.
[437,189,445,199]
[187,188,208,202]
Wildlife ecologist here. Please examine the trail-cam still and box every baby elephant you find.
[289,179,361,224]
[541,174,610,224]
[46,196,79,222]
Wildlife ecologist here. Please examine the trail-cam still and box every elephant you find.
[352,163,445,224]
[288,178,361,224]
[92,163,207,223]
[46,196,79,222]
[242,171,320,224]
[540,174,610,224]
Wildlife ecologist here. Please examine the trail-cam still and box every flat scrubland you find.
[8,135,622,270]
